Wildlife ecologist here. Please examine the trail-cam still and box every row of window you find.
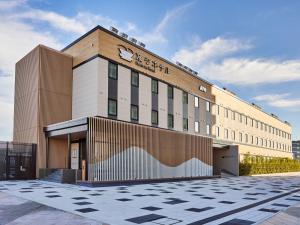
[108,61,212,134]
[217,105,291,140]
[216,126,291,152]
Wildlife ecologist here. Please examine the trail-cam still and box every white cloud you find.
[172,36,300,86]
[253,93,300,108]
[172,37,252,67]
[137,1,195,45]
[0,99,13,141]
[201,58,300,85]
[0,0,26,10]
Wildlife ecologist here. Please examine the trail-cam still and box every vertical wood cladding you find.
[87,117,213,181]
[13,45,72,175]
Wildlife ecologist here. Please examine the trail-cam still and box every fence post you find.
[6,142,9,180]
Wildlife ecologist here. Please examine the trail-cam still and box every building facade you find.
[292,141,300,160]
[13,26,293,183]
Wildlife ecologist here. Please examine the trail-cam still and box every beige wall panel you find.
[98,58,108,117]
[158,82,167,129]
[72,58,99,118]
[118,65,131,122]
[238,144,293,158]
[188,94,195,134]
[139,74,151,125]
[48,138,68,168]
[174,88,183,132]
[13,127,38,144]
[212,85,293,158]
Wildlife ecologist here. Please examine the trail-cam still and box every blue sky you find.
[0,0,300,140]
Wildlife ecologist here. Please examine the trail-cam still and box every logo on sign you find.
[199,85,207,93]
[118,44,169,74]
[118,45,133,62]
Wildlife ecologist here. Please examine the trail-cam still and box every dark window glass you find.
[108,99,117,116]
[183,118,188,131]
[108,62,118,79]
[168,114,174,129]
[131,71,139,87]
[151,79,158,94]
[183,91,188,104]
[131,105,138,121]
[168,85,173,99]
[151,110,158,125]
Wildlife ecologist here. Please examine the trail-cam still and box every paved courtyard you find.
[0,176,300,225]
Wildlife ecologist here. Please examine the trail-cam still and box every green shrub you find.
[239,153,300,175]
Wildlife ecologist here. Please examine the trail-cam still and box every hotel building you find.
[13,26,293,183]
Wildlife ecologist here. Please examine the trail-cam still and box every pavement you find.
[0,175,300,225]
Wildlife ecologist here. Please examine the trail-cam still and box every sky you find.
[0,0,300,141]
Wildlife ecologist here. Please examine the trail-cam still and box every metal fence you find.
[0,142,36,180]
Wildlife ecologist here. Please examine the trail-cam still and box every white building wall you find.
[117,65,131,121]
[97,58,108,117]
[139,74,151,125]
[72,58,99,118]
[158,82,168,129]
[174,88,183,132]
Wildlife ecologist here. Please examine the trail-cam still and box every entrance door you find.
[71,143,79,169]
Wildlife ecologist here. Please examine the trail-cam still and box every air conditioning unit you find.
[119,32,128,39]
[109,26,118,34]
[138,42,146,48]
[129,37,137,44]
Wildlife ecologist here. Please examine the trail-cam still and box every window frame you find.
[108,98,117,116]
[108,61,118,80]
[168,114,174,129]
[183,118,188,131]
[151,79,158,94]
[151,110,158,125]
[131,70,139,87]
[130,104,139,121]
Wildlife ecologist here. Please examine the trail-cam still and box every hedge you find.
[239,153,300,175]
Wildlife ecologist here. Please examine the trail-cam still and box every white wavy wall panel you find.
[87,117,213,182]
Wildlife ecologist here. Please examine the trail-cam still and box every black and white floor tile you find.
[0,175,300,225]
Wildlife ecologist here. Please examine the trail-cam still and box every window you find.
[225,108,229,118]
[168,85,173,99]
[239,132,243,142]
[206,101,210,112]
[245,117,248,125]
[251,135,254,144]
[151,79,158,94]
[195,121,199,133]
[183,118,188,131]
[225,129,229,139]
[239,114,243,123]
[131,105,138,121]
[131,70,139,87]
[151,110,158,125]
[108,62,118,79]
[245,134,248,143]
[194,96,199,107]
[231,131,235,140]
[183,92,188,104]
[108,99,117,116]
[232,111,235,120]
[217,105,220,115]
[168,114,174,129]
[251,118,254,127]
[206,124,210,135]
[256,137,259,145]
[216,126,220,137]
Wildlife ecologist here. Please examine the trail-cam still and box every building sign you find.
[199,85,207,93]
[118,45,169,74]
